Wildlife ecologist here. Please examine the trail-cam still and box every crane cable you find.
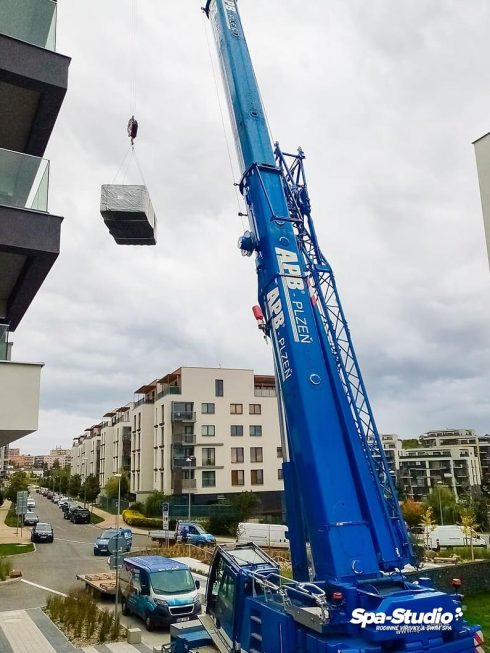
[202,13,247,231]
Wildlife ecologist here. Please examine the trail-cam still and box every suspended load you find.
[100,184,156,245]
[100,115,157,245]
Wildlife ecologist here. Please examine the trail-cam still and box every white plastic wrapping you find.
[100,184,157,245]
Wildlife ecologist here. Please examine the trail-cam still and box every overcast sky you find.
[12,0,490,454]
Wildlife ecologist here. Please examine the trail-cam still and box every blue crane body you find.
[171,2,483,652]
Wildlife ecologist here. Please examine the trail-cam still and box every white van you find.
[419,525,487,549]
[236,522,289,549]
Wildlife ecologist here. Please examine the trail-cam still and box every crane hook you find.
[127,115,138,147]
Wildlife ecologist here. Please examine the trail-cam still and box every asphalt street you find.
[0,492,172,647]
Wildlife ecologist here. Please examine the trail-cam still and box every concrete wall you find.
[0,360,42,447]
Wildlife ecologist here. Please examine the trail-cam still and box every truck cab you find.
[119,556,201,630]
[175,521,216,546]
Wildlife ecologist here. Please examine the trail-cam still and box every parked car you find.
[94,528,133,555]
[70,507,91,524]
[46,491,53,499]
[23,512,39,526]
[31,522,54,543]
[119,556,201,630]
[52,494,60,504]
[63,502,79,519]
[27,497,36,510]
[58,497,70,509]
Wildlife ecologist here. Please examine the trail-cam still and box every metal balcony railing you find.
[0,148,50,212]
[0,0,57,50]
[156,386,181,400]
[171,411,196,422]
[172,434,196,445]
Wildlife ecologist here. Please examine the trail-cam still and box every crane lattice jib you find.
[274,145,411,562]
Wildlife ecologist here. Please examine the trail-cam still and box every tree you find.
[401,439,420,450]
[231,491,261,522]
[5,471,29,502]
[401,499,425,528]
[420,507,437,550]
[69,474,82,498]
[82,475,100,507]
[458,506,478,561]
[425,485,456,525]
[145,491,171,518]
[104,471,130,500]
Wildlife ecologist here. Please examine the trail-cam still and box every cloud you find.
[9,0,490,454]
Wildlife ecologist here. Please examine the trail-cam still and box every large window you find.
[215,379,224,397]
[251,469,264,485]
[202,448,215,466]
[202,403,215,414]
[231,470,244,486]
[249,404,261,415]
[230,403,243,414]
[202,471,216,487]
[231,447,244,463]
[250,447,263,463]
[201,425,215,437]
[230,425,243,437]
[249,425,262,437]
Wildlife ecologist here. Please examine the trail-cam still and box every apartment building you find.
[0,1,69,451]
[382,429,486,502]
[71,367,284,511]
[131,367,284,511]
[99,406,131,488]
[71,425,101,481]
[45,446,71,469]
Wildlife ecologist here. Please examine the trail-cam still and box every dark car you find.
[94,528,132,555]
[62,502,77,518]
[23,512,39,526]
[31,522,54,543]
[70,507,91,524]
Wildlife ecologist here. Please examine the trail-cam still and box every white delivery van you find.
[236,522,289,549]
[422,525,487,549]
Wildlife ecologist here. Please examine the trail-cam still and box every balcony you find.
[171,410,196,423]
[156,386,181,400]
[0,148,50,211]
[134,396,155,407]
[182,479,197,491]
[0,360,43,447]
[172,433,196,446]
[0,0,57,50]
[172,457,194,469]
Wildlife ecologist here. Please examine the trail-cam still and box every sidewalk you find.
[0,501,31,544]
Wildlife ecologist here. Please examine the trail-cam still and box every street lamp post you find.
[82,458,88,507]
[186,456,195,522]
[437,481,444,526]
[113,473,122,627]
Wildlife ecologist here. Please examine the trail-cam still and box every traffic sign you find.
[109,554,123,570]
[162,502,170,529]
[108,534,125,555]
[16,491,28,516]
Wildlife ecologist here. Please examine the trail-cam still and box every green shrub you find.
[129,501,144,514]
[122,509,163,529]
[208,513,237,536]
[145,491,170,517]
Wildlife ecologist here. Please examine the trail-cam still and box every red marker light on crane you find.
[252,305,264,322]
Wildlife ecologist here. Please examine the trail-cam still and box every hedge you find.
[122,510,164,529]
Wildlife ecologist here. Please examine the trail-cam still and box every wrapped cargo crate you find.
[100,184,156,245]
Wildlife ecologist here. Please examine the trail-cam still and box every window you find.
[251,469,264,485]
[277,447,283,458]
[231,470,244,486]
[202,471,216,487]
[250,447,263,463]
[249,404,261,415]
[201,425,215,437]
[230,403,243,414]
[249,425,262,437]
[230,425,243,437]
[278,469,283,480]
[202,448,215,466]
[215,379,224,397]
[231,447,244,463]
[202,403,215,414]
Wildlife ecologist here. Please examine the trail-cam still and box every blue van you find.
[94,527,132,555]
[119,556,201,630]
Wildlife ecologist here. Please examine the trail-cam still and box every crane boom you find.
[170,2,483,652]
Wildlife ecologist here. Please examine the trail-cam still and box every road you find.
[0,492,172,648]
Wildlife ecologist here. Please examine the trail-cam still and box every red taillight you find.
[332,591,343,603]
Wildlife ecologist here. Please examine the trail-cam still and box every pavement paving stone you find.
[0,609,57,653]
[28,606,76,652]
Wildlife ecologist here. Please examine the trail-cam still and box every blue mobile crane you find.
[170,2,483,652]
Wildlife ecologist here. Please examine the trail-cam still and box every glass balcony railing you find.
[0,147,50,212]
[0,0,57,50]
